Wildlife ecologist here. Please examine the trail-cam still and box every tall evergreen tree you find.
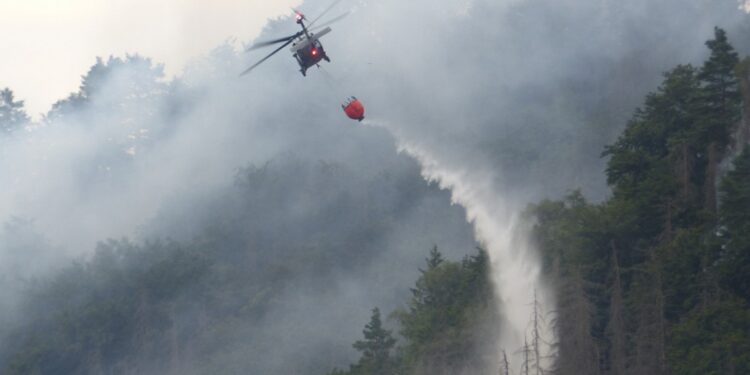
[606,245,626,375]
[603,65,702,240]
[533,27,750,375]
[425,245,444,271]
[0,88,29,134]
[350,308,397,375]
[696,27,742,147]
[696,27,742,213]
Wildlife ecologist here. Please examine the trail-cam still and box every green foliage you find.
[696,27,742,148]
[4,240,210,374]
[1,156,473,374]
[669,298,750,375]
[398,248,493,373]
[530,27,750,375]
[603,64,703,240]
[398,249,489,347]
[531,191,615,279]
[717,148,750,300]
[719,147,750,232]
[425,245,444,271]
[332,247,494,375]
[656,228,705,320]
[348,308,397,375]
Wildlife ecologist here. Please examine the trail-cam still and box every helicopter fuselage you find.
[290,27,331,76]
[240,6,340,78]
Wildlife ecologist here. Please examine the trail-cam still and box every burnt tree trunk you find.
[680,142,693,203]
[499,350,511,375]
[630,261,666,375]
[554,270,601,375]
[704,141,719,216]
[606,242,626,375]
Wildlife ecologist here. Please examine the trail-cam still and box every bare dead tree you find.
[606,242,626,375]
[630,260,667,375]
[499,349,511,375]
[520,337,531,375]
[704,141,719,215]
[527,289,552,375]
[551,269,601,375]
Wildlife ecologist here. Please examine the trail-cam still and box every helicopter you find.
[241,1,349,77]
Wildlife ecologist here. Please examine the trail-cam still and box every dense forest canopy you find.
[529,28,750,375]
[325,29,750,375]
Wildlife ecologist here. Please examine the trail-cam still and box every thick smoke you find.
[333,0,749,369]
[392,134,556,363]
[1,0,749,373]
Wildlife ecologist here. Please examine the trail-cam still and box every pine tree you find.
[0,88,29,134]
[696,27,742,214]
[606,243,626,375]
[351,308,397,375]
[424,245,444,271]
[499,349,511,375]
[603,65,701,240]
[697,27,742,146]
[525,289,552,375]
[520,337,532,375]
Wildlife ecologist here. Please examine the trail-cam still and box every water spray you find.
[365,118,557,372]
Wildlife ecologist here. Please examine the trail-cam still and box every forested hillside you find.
[0,54,478,373]
[328,247,497,375]
[325,27,750,375]
[1,0,749,374]
[530,28,750,374]
[0,156,476,374]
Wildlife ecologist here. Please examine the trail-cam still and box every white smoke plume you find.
[1,0,749,372]
[365,118,555,370]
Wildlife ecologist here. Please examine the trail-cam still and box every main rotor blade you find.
[309,11,350,31]
[246,33,299,51]
[308,0,344,28]
[240,38,296,76]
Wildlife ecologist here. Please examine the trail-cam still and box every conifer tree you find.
[499,350,511,375]
[351,308,397,375]
[425,245,444,271]
[606,244,626,375]
[696,27,742,213]
[603,65,702,239]
[697,27,742,146]
[0,88,29,134]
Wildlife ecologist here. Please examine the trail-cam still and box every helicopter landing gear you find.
[301,69,307,76]
[323,55,331,62]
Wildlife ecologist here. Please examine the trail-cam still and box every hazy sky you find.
[0,0,300,117]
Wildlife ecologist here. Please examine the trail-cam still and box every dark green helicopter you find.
[241,0,349,77]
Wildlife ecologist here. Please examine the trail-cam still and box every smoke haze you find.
[1,0,749,372]
[0,0,300,116]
